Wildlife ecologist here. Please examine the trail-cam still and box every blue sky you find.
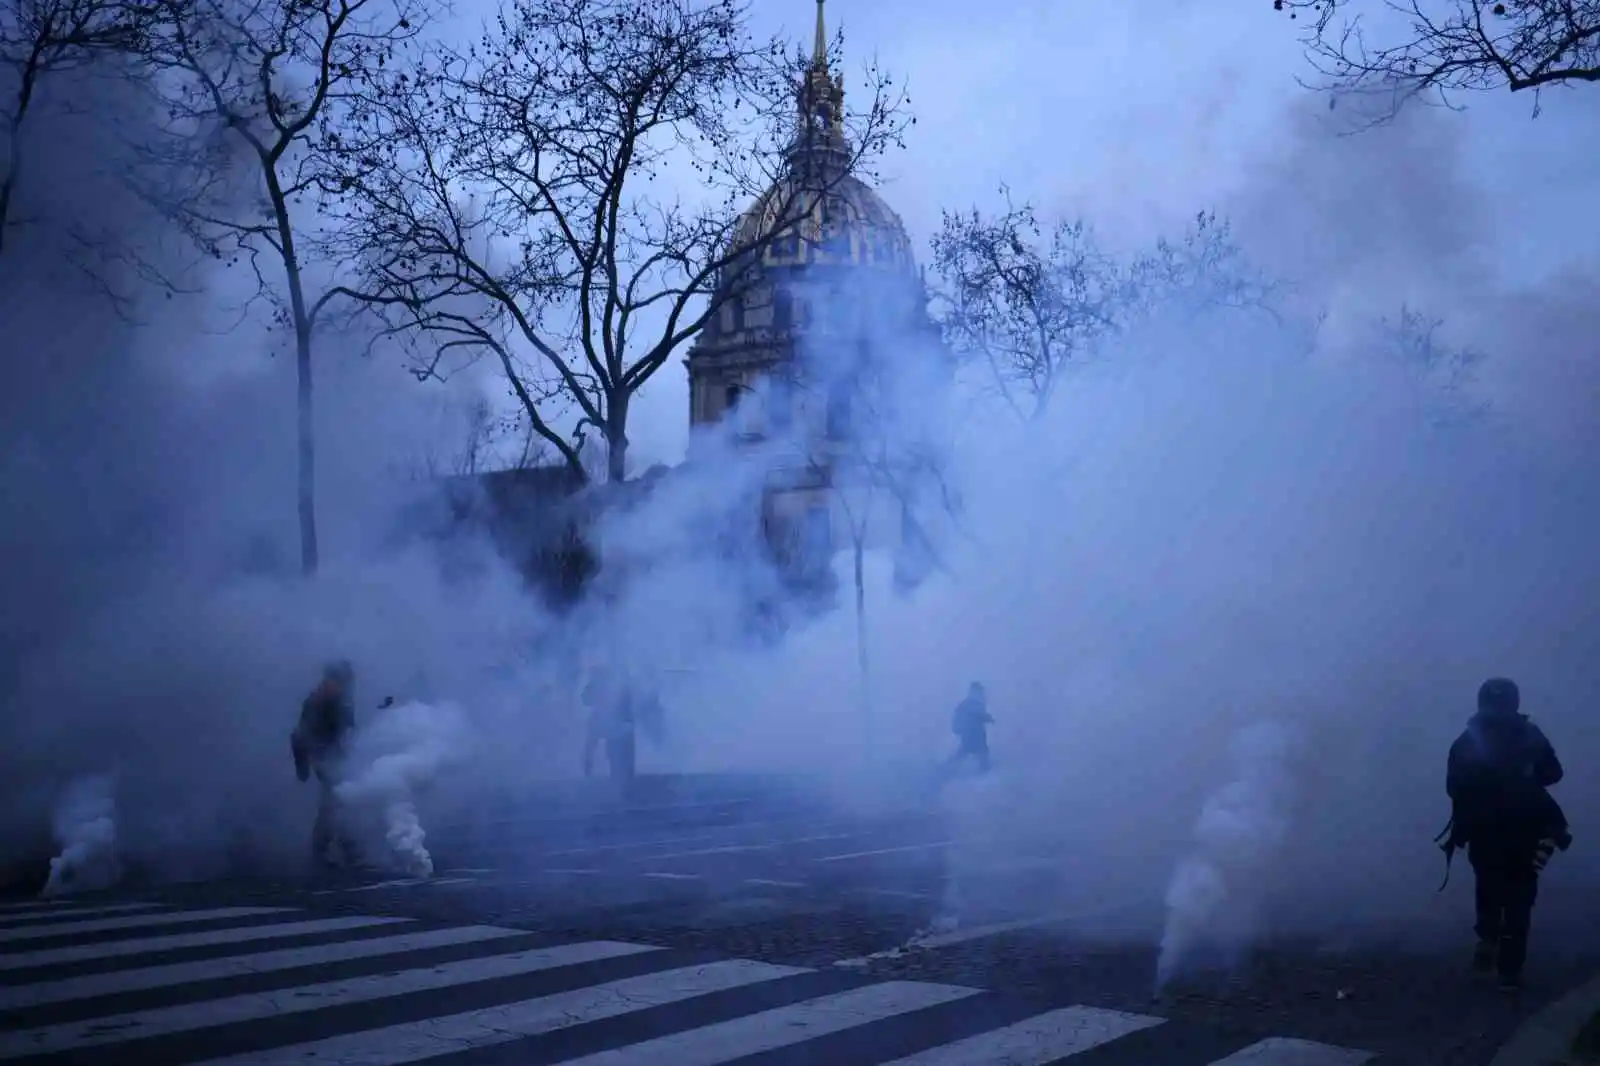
[612,0,1600,465]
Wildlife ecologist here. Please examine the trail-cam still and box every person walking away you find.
[1445,677,1570,992]
[607,692,637,784]
[292,660,360,871]
[945,681,994,776]
[582,668,611,779]
[582,667,637,786]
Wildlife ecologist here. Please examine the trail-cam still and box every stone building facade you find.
[414,2,951,622]
[684,0,950,598]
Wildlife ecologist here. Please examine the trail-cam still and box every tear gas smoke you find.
[336,700,474,877]
[2,6,1597,978]
[1156,719,1301,990]
[41,776,121,899]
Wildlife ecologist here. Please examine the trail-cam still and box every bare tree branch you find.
[930,193,1276,422]
[118,0,437,574]
[0,0,150,252]
[1274,0,1600,118]
[1373,302,1492,426]
[324,0,911,485]
[774,346,956,720]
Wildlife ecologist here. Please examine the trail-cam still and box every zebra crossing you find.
[0,897,1379,1065]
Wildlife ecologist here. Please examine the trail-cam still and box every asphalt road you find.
[2,772,1595,1066]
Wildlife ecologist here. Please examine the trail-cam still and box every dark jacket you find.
[952,696,992,747]
[293,682,356,773]
[1446,708,1566,845]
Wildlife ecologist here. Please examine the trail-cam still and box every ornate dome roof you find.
[719,0,915,278]
[728,173,916,275]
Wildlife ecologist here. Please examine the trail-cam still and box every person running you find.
[1444,677,1570,992]
[943,681,994,776]
[292,660,360,871]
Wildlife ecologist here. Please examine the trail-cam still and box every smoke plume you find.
[1156,719,1301,990]
[336,699,475,878]
[0,0,1595,981]
[40,775,121,898]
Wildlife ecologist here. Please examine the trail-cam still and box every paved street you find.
[279,772,1107,961]
[0,896,1378,1065]
[3,773,1594,1066]
[390,773,980,924]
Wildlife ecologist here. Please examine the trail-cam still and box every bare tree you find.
[326,0,910,484]
[788,353,956,734]
[822,446,952,736]
[1,0,147,252]
[931,195,1273,422]
[124,0,431,575]
[1375,303,1491,426]
[413,394,556,480]
[458,396,558,474]
[447,394,497,478]
[1274,0,1600,116]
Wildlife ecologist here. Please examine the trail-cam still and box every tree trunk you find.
[295,317,318,576]
[266,163,318,576]
[606,393,630,483]
[853,535,870,744]
[0,55,41,256]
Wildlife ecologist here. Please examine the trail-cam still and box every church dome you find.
[727,171,917,275]
[716,0,916,280]
[689,0,934,367]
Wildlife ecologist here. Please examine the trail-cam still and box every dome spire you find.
[812,0,828,71]
[789,0,848,170]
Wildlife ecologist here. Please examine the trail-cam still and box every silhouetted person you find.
[292,660,359,871]
[943,681,993,777]
[1445,677,1570,992]
[582,668,637,788]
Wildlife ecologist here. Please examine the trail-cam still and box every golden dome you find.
[728,174,917,274]
[717,0,915,277]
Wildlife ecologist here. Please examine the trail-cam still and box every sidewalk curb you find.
[1489,972,1600,1066]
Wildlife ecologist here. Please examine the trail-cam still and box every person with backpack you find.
[1443,677,1570,992]
[292,660,360,871]
[944,681,994,776]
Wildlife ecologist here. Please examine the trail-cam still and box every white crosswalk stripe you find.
[0,899,75,914]
[0,939,657,1057]
[1207,1038,1377,1065]
[550,982,982,1066]
[0,925,521,1011]
[0,898,1380,1066]
[194,958,810,1066]
[0,906,290,944]
[874,1005,1163,1065]
[0,903,164,925]
[0,913,407,971]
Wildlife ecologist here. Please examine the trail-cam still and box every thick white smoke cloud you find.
[336,699,475,877]
[41,775,121,898]
[1,9,1594,997]
[612,250,1600,955]
[1157,719,1301,990]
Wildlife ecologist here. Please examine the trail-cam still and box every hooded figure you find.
[582,667,637,786]
[1445,677,1569,991]
[944,681,994,776]
[292,660,359,870]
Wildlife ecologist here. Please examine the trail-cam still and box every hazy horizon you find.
[2,0,1595,987]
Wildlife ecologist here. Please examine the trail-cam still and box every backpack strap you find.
[1434,815,1458,893]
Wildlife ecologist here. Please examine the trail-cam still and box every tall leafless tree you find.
[412,394,556,480]
[931,195,1274,423]
[324,0,910,484]
[1,0,147,253]
[1274,0,1600,116]
[123,0,432,575]
[1373,303,1491,426]
[786,345,956,736]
